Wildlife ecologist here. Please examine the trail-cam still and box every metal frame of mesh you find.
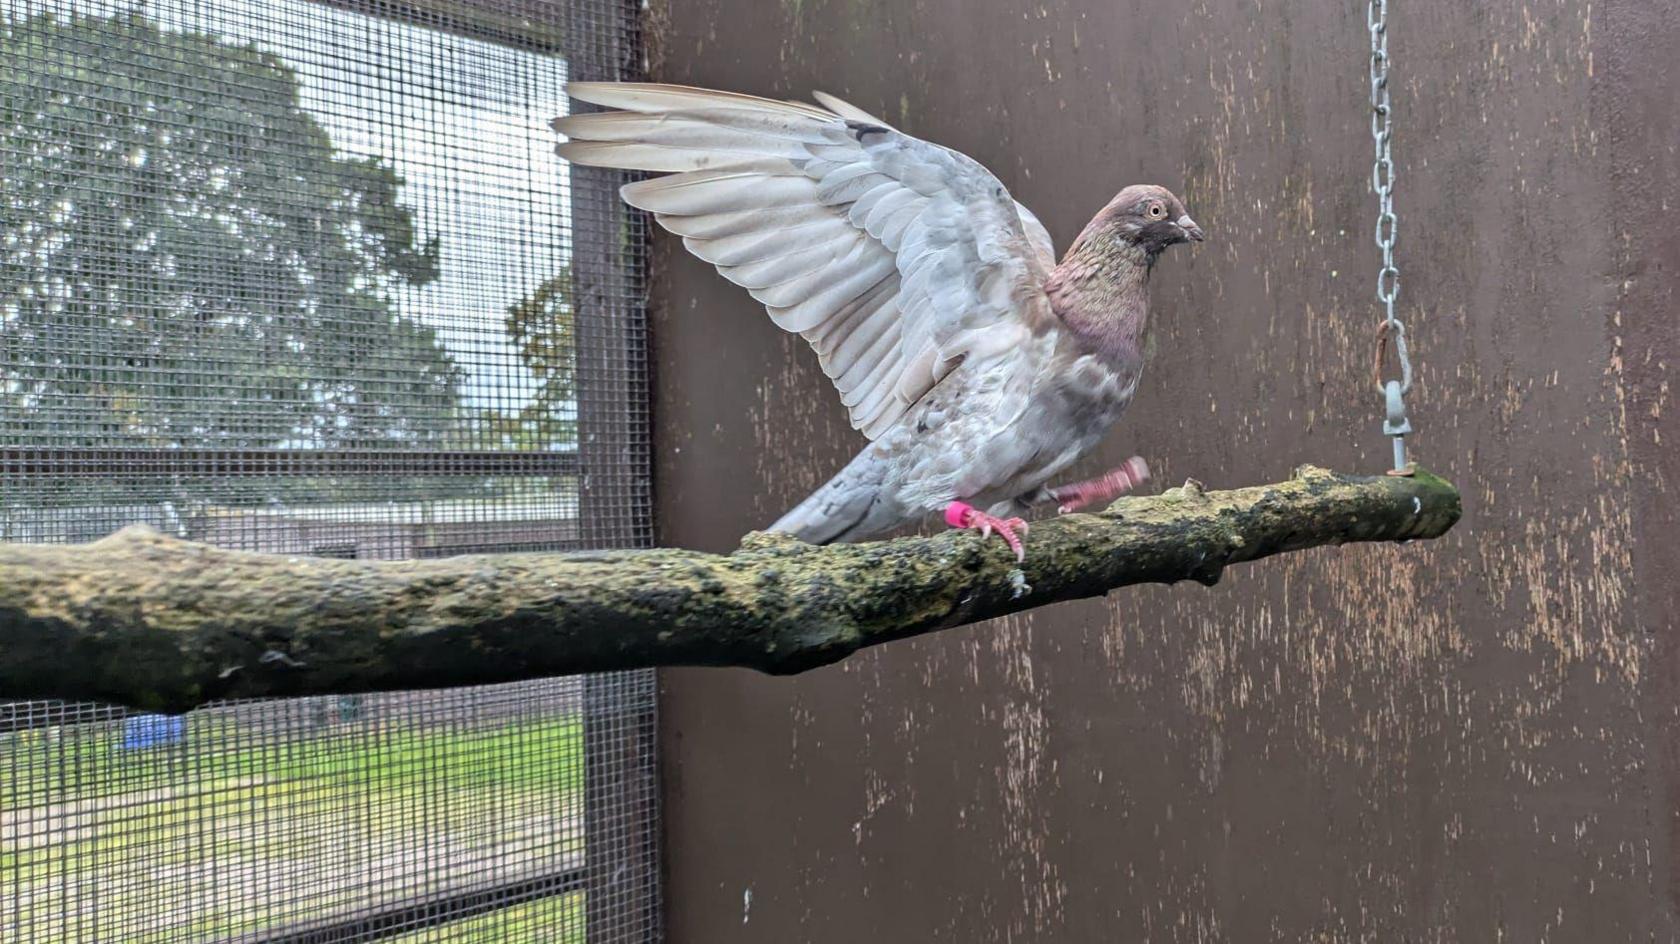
[0,0,657,941]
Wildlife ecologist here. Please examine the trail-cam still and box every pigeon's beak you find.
[1176,215,1205,243]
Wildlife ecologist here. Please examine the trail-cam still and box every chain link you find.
[1369,0,1414,473]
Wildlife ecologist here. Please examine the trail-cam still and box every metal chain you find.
[1369,0,1415,474]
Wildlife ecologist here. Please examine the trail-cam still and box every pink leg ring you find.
[942,501,1029,562]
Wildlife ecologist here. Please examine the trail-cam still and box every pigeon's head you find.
[1102,184,1204,255]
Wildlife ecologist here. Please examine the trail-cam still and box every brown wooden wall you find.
[645,1,1680,939]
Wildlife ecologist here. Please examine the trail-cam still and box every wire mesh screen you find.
[0,0,656,941]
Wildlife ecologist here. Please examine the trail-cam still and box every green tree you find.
[0,12,461,449]
[475,269,576,449]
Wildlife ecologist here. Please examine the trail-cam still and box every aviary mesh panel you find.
[0,0,657,940]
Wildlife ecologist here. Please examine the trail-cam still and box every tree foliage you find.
[0,12,461,448]
[445,268,578,451]
[498,269,577,447]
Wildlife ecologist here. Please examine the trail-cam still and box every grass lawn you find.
[1,711,584,943]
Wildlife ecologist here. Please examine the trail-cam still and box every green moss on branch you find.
[0,466,1460,712]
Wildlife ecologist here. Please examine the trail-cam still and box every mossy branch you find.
[0,466,1460,713]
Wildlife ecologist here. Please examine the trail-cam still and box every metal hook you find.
[1383,380,1413,476]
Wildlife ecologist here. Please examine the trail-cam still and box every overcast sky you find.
[7,0,573,409]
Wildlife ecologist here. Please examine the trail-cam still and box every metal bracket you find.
[1383,379,1413,475]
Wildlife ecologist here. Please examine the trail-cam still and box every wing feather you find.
[566,81,834,119]
[685,218,857,267]
[714,236,866,291]
[836,319,904,403]
[810,90,888,125]
[659,205,832,239]
[558,81,1055,438]
[621,169,815,215]
[756,250,898,326]
[795,93,1055,263]
[811,278,896,357]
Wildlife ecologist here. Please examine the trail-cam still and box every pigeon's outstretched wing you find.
[556,83,1057,440]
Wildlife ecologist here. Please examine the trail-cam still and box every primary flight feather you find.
[555,82,1202,560]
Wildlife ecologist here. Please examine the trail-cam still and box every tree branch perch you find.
[0,466,1460,712]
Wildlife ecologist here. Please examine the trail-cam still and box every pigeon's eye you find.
[1147,203,1166,219]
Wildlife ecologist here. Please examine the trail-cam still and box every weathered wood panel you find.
[649,1,1678,939]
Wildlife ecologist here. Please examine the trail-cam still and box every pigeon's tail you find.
[768,450,894,545]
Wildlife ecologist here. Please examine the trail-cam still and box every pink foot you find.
[1050,456,1152,514]
[944,501,1029,562]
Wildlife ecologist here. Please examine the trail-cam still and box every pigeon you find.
[555,83,1202,561]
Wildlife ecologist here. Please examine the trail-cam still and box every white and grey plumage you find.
[555,83,1201,559]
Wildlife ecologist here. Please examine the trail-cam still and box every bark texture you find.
[0,465,1459,712]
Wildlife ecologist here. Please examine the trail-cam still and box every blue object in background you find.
[121,714,185,750]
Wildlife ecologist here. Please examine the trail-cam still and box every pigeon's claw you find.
[944,501,1029,562]
[1051,456,1152,514]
